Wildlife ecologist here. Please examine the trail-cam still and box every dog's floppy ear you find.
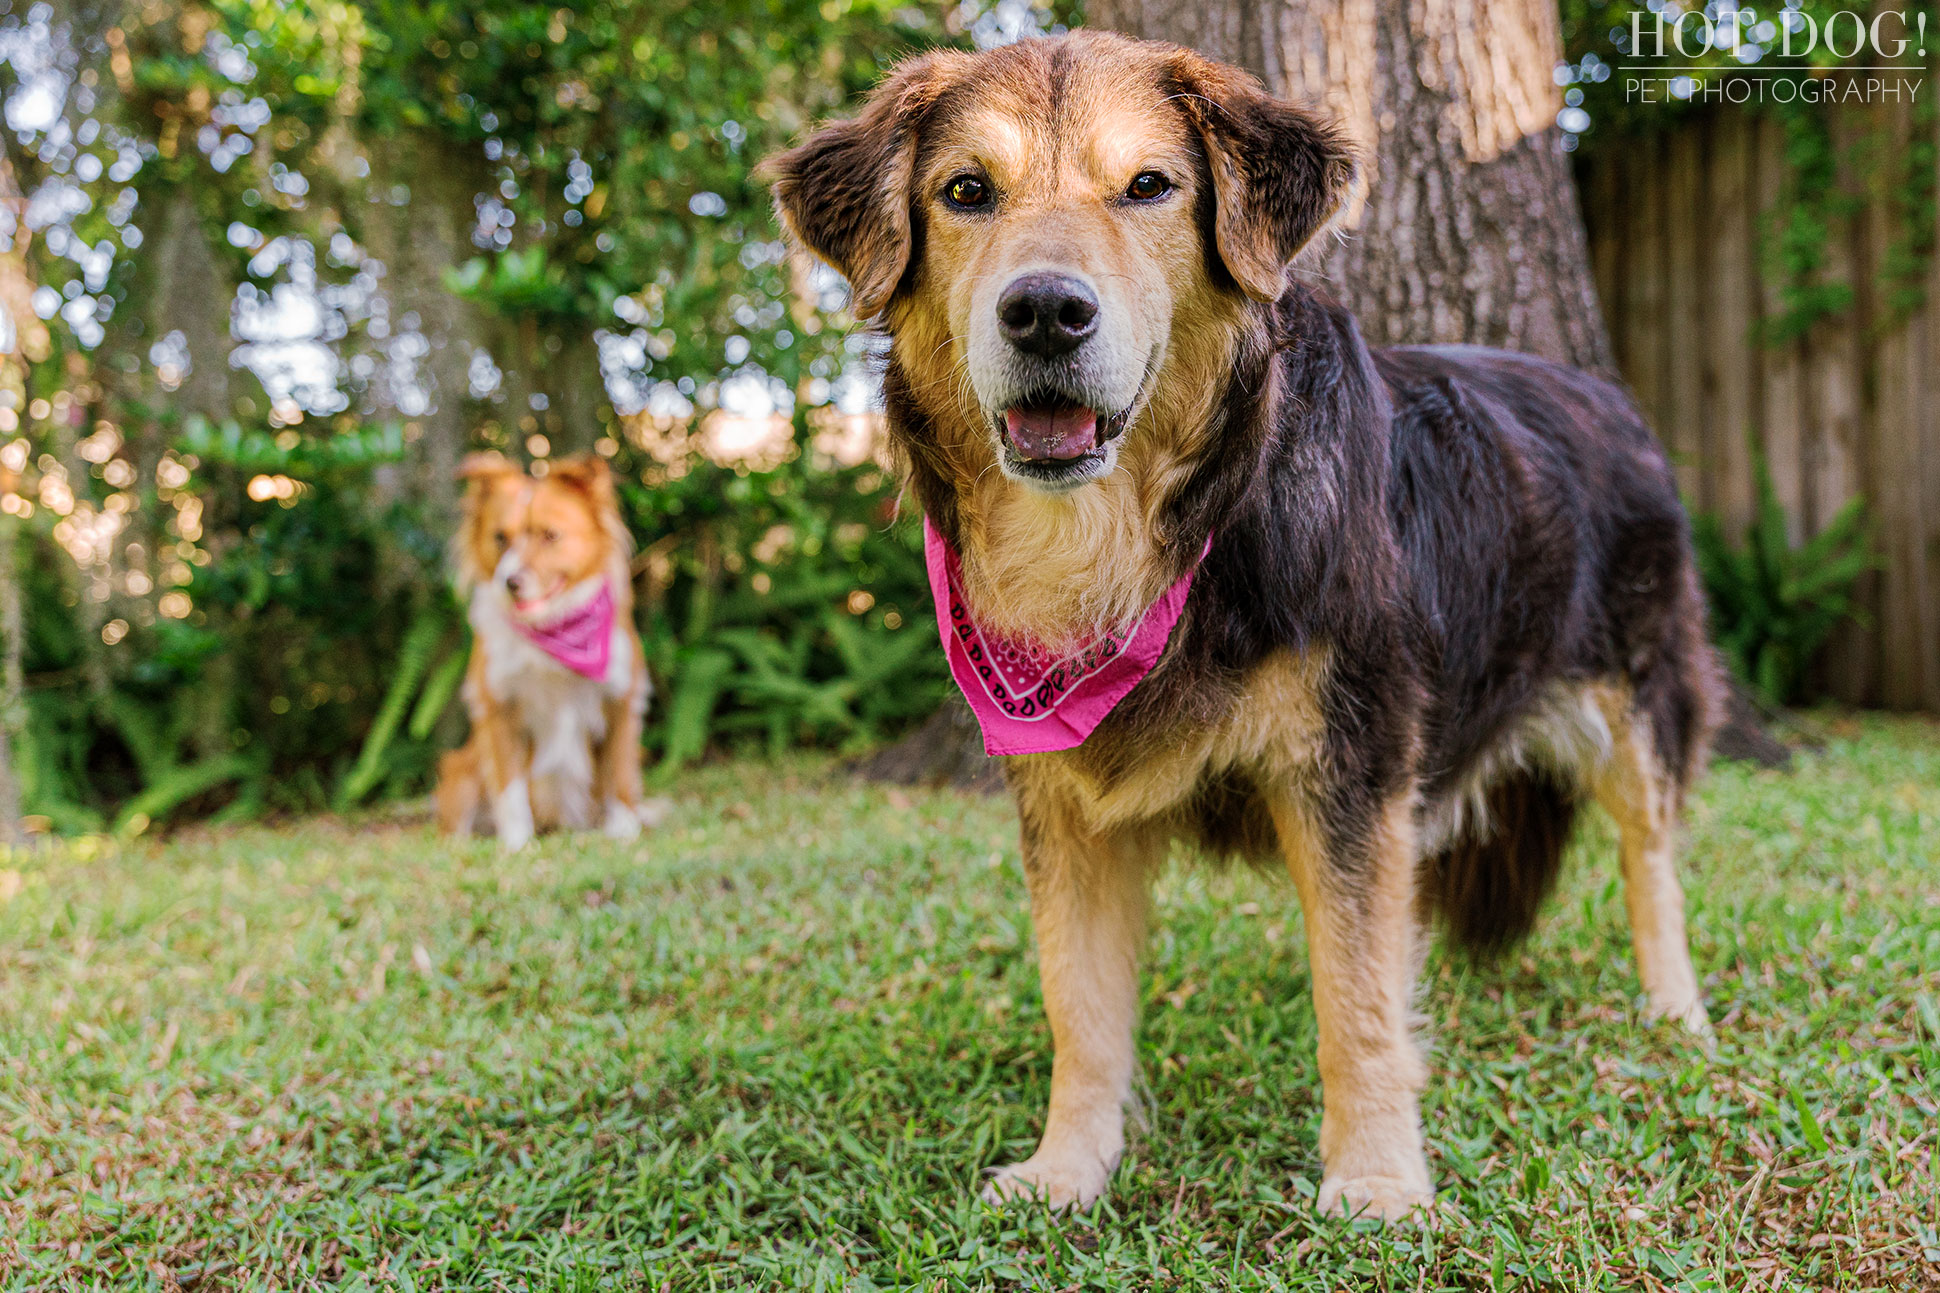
[1168,54,1356,303]
[549,454,615,504]
[549,454,634,559]
[763,53,961,320]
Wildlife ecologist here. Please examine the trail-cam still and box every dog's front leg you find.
[596,689,646,840]
[1272,793,1433,1222]
[475,705,535,852]
[983,806,1162,1212]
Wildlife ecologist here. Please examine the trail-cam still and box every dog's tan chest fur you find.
[1018,647,1330,832]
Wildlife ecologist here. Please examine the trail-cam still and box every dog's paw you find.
[1647,994,1714,1042]
[492,779,535,851]
[602,799,643,840]
[1316,1174,1434,1224]
[981,1156,1111,1213]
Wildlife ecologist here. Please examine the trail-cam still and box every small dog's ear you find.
[762,53,961,320]
[457,451,515,482]
[1168,54,1356,303]
[549,453,614,502]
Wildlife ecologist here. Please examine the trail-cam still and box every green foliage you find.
[340,0,946,393]
[1879,85,1940,328]
[175,416,411,474]
[10,412,449,833]
[444,247,586,322]
[1756,97,1861,345]
[334,604,462,808]
[111,752,260,837]
[8,407,948,830]
[1692,443,1877,706]
[408,640,471,741]
[5,725,1940,1282]
[622,425,948,779]
[0,0,978,832]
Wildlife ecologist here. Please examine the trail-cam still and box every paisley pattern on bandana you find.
[924,517,1210,756]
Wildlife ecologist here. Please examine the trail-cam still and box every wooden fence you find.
[1580,102,1940,712]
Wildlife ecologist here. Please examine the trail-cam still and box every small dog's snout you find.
[997,273,1098,358]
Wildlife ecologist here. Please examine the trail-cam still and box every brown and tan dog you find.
[769,32,1719,1220]
[435,453,656,849]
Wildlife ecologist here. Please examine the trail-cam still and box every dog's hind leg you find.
[1592,689,1709,1033]
[983,798,1165,1213]
[1272,791,1433,1222]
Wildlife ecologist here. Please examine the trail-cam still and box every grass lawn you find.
[2,717,1938,1290]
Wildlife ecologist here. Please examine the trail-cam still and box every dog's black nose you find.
[997,274,1098,358]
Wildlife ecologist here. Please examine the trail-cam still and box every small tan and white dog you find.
[435,452,658,849]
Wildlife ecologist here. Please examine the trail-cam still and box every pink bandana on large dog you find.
[924,517,1210,756]
[514,582,615,680]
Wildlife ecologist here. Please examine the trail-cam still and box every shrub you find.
[1692,445,1876,707]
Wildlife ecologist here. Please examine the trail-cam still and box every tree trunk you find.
[359,129,498,543]
[121,182,241,759]
[849,691,1004,793]
[141,185,239,418]
[1093,0,1610,370]
[544,325,607,456]
[0,152,40,843]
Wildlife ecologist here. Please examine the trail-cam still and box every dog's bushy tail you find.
[1423,770,1578,957]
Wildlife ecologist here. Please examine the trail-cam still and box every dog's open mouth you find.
[998,398,1130,485]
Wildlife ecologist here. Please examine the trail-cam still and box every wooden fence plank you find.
[1869,98,1919,708]
[1709,112,1757,538]
[1620,132,1667,434]
[1588,150,1627,375]
[1922,103,1940,711]
[1752,114,1807,546]
[1810,103,1874,704]
[1666,125,1707,507]
[1582,100,1936,712]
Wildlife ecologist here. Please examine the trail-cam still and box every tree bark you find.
[141,185,239,419]
[0,152,40,843]
[359,129,498,542]
[1092,0,1612,371]
[849,691,1005,793]
[545,325,607,456]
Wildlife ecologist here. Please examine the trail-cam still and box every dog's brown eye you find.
[1126,171,1171,201]
[494,530,510,549]
[944,175,990,209]
[539,528,558,544]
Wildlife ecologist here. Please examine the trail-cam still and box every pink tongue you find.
[1005,406,1098,461]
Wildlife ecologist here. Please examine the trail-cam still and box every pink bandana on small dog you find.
[924,517,1210,756]
[514,582,615,680]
